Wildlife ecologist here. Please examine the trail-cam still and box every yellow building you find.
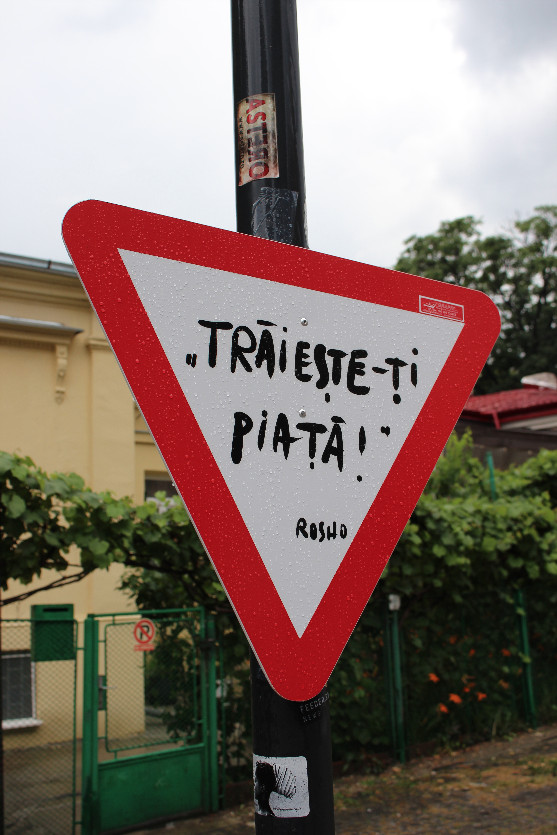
[1,251,172,743]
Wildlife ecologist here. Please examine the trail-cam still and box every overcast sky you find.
[1,0,556,271]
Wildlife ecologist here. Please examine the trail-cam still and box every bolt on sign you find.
[63,200,500,701]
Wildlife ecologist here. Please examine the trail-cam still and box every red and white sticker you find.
[237,94,279,186]
[133,618,155,652]
[419,296,464,322]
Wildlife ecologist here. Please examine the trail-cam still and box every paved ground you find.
[4,739,76,834]
[134,723,557,834]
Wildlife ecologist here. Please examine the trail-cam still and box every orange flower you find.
[501,648,511,657]
[449,693,462,704]
[469,648,476,656]
[428,673,440,683]
[499,679,510,690]
[463,686,470,693]
[449,635,458,645]
[477,692,487,701]
[439,703,449,713]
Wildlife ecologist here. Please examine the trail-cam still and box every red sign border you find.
[63,200,500,701]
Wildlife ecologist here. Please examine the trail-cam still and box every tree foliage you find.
[1,450,125,598]
[4,433,557,630]
[0,451,207,607]
[329,433,557,759]
[122,435,557,759]
[3,438,557,764]
[394,205,557,393]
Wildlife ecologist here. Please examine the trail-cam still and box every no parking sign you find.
[133,618,155,652]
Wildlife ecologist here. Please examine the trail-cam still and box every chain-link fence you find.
[79,611,220,833]
[100,613,207,758]
[2,612,78,834]
[326,583,557,767]
[2,609,222,834]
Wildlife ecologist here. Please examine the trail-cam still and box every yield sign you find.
[63,200,500,701]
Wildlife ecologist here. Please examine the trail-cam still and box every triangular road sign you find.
[63,200,500,701]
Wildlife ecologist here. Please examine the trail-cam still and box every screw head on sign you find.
[300,317,308,326]
[299,409,307,418]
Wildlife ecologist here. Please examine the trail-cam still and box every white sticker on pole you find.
[254,755,309,818]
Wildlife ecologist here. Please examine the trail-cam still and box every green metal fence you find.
[383,587,547,762]
[79,609,220,834]
[2,610,78,834]
[4,594,553,830]
[2,607,221,834]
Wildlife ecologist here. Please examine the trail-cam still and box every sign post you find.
[230,1,335,830]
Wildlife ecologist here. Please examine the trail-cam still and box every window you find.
[144,474,178,502]
[145,474,179,512]
[2,651,41,729]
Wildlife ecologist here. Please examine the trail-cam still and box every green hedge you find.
[327,434,557,763]
[121,433,557,772]
[4,435,556,775]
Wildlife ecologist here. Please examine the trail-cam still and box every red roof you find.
[462,387,557,428]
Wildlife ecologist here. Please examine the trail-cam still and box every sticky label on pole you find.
[237,93,279,185]
[253,755,309,817]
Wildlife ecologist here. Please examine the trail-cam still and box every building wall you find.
[456,418,557,469]
[1,255,172,744]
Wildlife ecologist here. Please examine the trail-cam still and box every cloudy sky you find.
[1,0,556,271]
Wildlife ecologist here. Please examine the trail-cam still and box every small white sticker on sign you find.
[253,754,309,818]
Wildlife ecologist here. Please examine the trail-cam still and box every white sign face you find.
[119,250,463,636]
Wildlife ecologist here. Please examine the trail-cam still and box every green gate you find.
[80,609,220,834]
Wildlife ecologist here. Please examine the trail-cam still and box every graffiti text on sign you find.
[197,318,419,402]
[296,518,348,542]
[187,317,424,481]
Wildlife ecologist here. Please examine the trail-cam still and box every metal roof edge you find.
[0,314,83,336]
[0,251,76,277]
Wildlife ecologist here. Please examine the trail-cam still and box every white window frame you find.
[2,651,42,730]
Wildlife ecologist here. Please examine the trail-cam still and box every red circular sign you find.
[133,618,155,644]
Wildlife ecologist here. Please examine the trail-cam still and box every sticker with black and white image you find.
[253,754,309,817]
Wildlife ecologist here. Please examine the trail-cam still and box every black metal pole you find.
[231,0,307,247]
[249,657,335,833]
[231,2,335,832]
